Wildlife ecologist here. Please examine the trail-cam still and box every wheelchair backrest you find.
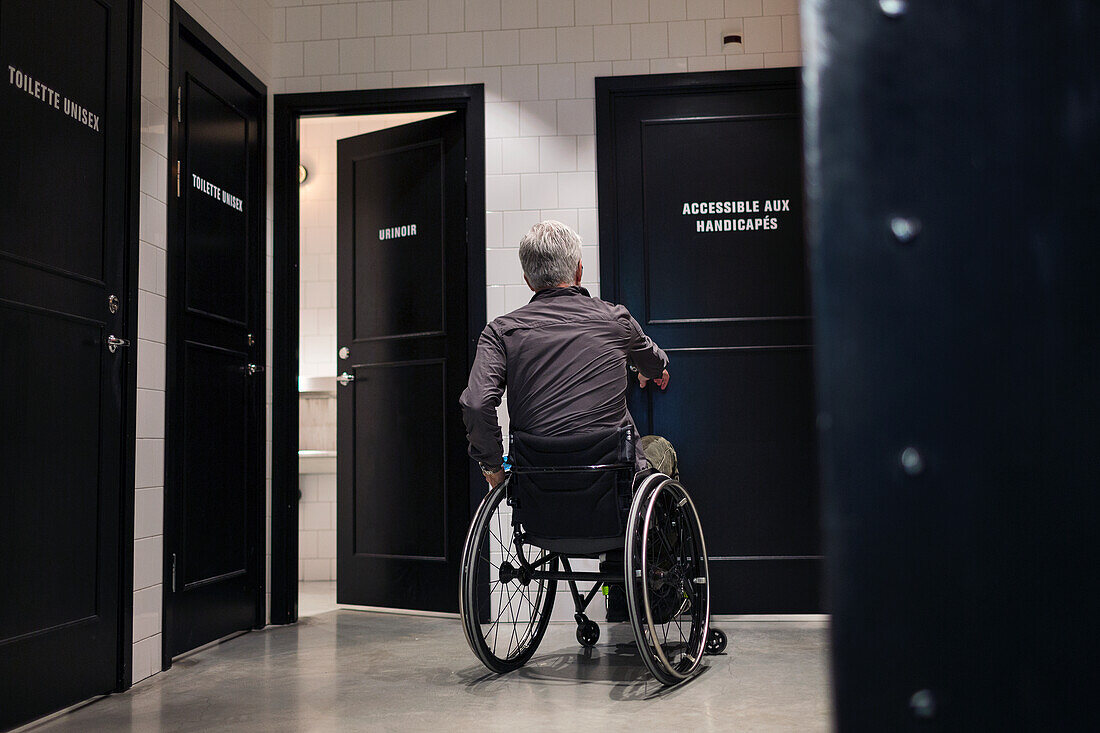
[508,426,635,545]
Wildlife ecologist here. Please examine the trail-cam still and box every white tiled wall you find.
[134,0,274,685]
[298,473,338,580]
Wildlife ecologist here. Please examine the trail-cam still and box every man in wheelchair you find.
[458,220,724,685]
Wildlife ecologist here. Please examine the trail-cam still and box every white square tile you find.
[132,634,161,683]
[447,31,483,67]
[286,6,321,41]
[762,0,793,14]
[483,29,520,66]
[272,8,286,43]
[298,529,319,558]
[357,72,394,89]
[612,0,649,24]
[669,19,705,57]
[139,192,166,249]
[574,61,612,98]
[394,0,429,34]
[138,241,158,293]
[539,135,576,171]
[410,34,447,69]
[486,248,522,285]
[340,37,375,73]
[135,438,164,489]
[558,171,595,207]
[687,0,725,18]
[317,529,337,558]
[501,65,539,100]
[557,99,594,135]
[538,0,573,27]
[576,134,596,170]
[594,24,631,61]
[137,388,165,439]
[486,101,520,137]
[502,0,537,28]
[357,1,393,36]
[302,501,332,531]
[486,208,503,243]
[538,63,575,99]
[782,14,800,52]
[142,8,169,63]
[137,339,165,391]
[133,535,162,590]
[486,174,522,209]
[501,137,540,173]
[632,22,668,58]
[466,0,502,30]
[138,290,166,343]
[521,172,559,209]
[578,208,599,245]
[284,76,321,94]
[519,100,557,136]
[576,1,610,24]
[519,27,556,64]
[302,558,331,581]
[132,584,162,641]
[304,40,340,75]
[487,285,508,320]
[743,15,781,53]
[429,0,464,32]
[504,284,534,311]
[140,98,168,156]
[134,486,164,540]
[688,55,726,71]
[376,35,412,70]
[502,210,541,245]
[556,26,593,62]
[651,0,687,21]
[321,3,358,38]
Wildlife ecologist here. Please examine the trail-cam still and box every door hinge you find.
[177,86,181,123]
[176,161,181,197]
[171,552,177,592]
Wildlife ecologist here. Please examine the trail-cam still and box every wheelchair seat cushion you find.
[509,427,635,548]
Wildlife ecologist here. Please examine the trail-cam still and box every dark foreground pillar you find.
[803,1,1100,729]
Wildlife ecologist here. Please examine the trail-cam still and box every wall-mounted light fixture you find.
[723,33,743,47]
[299,164,309,184]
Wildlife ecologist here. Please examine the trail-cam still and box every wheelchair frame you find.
[460,458,727,686]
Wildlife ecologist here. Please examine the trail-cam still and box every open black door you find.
[336,113,470,613]
[164,9,266,659]
[597,69,819,613]
[0,0,135,727]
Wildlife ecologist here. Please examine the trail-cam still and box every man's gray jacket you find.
[459,285,668,472]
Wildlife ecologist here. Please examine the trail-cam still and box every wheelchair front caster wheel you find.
[576,619,600,647]
[704,628,727,656]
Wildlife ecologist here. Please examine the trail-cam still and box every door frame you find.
[163,4,268,669]
[270,85,486,624]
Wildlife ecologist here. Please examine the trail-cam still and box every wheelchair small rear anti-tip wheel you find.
[460,480,557,673]
[705,628,727,655]
[576,617,600,647]
[625,474,711,686]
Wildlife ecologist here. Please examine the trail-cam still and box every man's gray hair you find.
[518,220,582,290]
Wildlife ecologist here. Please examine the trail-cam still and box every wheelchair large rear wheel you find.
[460,480,557,673]
[625,475,711,686]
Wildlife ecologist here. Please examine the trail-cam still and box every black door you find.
[0,0,133,727]
[336,114,470,613]
[165,12,265,659]
[597,68,819,613]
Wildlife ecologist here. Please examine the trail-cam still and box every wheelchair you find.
[460,426,727,686]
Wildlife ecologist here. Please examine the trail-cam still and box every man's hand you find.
[638,369,670,391]
[485,469,507,488]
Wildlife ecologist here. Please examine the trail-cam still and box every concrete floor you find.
[30,611,831,732]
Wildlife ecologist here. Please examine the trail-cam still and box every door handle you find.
[336,372,355,386]
[246,364,264,375]
[106,335,130,353]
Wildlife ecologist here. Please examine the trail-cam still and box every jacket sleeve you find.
[459,324,507,468]
[623,313,668,379]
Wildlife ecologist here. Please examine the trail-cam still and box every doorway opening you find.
[295,111,453,616]
[271,87,486,625]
